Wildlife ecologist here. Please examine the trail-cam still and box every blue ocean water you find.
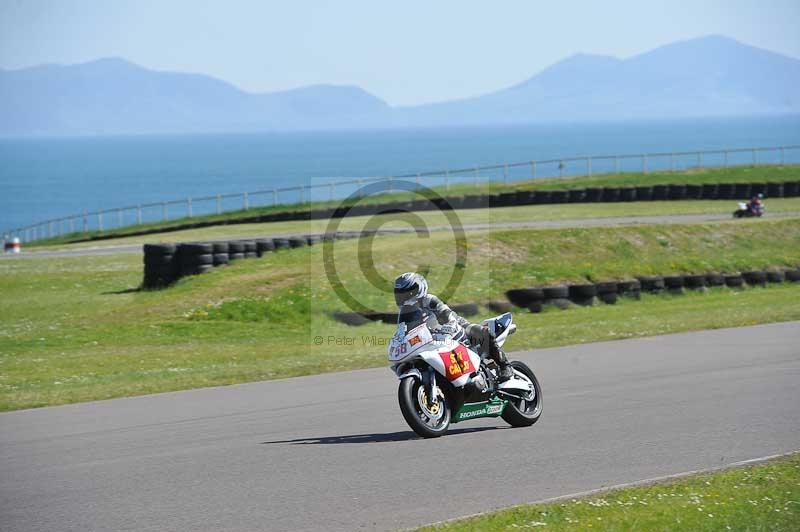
[1,116,799,233]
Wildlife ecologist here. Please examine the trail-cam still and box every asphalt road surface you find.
[6,212,799,259]
[2,322,799,531]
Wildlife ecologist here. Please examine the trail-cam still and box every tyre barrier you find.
[617,280,641,299]
[766,182,783,198]
[584,188,603,203]
[600,187,621,203]
[256,239,275,256]
[724,273,745,287]
[685,184,702,200]
[741,270,767,287]
[486,300,513,313]
[684,274,707,290]
[716,184,735,200]
[667,184,687,200]
[651,185,669,201]
[543,285,570,309]
[142,231,361,289]
[533,191,552,205]
[567,189,586,203]
[733,183,751,199]
[550,190,569,204]
[331,267,800,325]
[638,276,665,293]
[663,275,685,294]
[784,181,799,197]
[542,285,569,300]
[619,188,637,202]
[142,243,178,289]
[451,303,479,317]
[568,283,596,306]
[634,186,653,201]
[505,288,544,312]
[767,270,785,283]
[700,184,718,200]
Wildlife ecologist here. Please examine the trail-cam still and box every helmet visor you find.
[394,287,416,307]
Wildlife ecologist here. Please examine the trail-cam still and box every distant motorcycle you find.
[733,201,765,218]
[388,310,542,438]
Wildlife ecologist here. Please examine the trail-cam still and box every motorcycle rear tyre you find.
[398,377,451,438]
[501,361,543,427]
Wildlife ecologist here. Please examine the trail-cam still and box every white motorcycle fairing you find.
[389,322,482,389]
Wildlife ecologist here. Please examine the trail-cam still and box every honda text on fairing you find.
[388,309,542,438]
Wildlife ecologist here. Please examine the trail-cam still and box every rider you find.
[748,193,764,215]
[393,272,514,381]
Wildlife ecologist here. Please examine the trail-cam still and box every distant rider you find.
[393,272,514,381]
[748,193,764,216]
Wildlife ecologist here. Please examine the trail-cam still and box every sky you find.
[1,0,799,106]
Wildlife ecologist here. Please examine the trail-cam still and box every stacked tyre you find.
[212,242,229,266]
[568,283,596,306]
[178,243,214,277]
[505,288,544,313]
[543,285,570,309]
[595,281,618,304]
[229,240,246,260]
[143,244,177,288]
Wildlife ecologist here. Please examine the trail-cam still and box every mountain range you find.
[1,35,798,136]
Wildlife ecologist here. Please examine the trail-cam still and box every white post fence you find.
[6,144,800,242]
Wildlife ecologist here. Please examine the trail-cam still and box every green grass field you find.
[418,453,800,531]
[2,218,799,411]
[26,164,800,248]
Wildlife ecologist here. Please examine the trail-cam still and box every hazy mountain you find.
[1,35,798,136]
[397,35,800,126]
[0,57,389,135]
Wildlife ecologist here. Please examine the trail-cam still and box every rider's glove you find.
[437,324,458,337]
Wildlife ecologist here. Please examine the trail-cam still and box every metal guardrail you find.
[5,144,800,243]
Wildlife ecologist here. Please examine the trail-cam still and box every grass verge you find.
[2,219,799,411]
[26,164,799,248]
[418,452,800,531]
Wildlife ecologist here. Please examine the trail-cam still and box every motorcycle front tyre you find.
[398,376,451,438]
[501,361,543,427]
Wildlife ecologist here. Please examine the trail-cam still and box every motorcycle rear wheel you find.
[501,361,543,427]
[398,376,451,438]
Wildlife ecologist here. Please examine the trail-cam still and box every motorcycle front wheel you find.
[501,361,543,427]
[398,376,451,438]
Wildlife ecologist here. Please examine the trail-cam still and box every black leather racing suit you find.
[399,294,508,367]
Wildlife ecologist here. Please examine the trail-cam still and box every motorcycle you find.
[733,201,765,218]
[388,310,542,438]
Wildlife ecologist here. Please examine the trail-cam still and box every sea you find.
[1,115,799,234]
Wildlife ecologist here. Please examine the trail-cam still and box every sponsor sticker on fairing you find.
[486,404,503,415]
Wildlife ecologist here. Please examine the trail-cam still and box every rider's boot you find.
[492,345,514,382]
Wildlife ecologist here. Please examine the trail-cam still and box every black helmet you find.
[394,272,428,307]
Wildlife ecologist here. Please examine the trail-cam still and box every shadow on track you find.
[261,426,508,445]
[101,287,141,295]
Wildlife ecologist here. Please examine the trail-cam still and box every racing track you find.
[5,211,799,259]
[1,322,798,531]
